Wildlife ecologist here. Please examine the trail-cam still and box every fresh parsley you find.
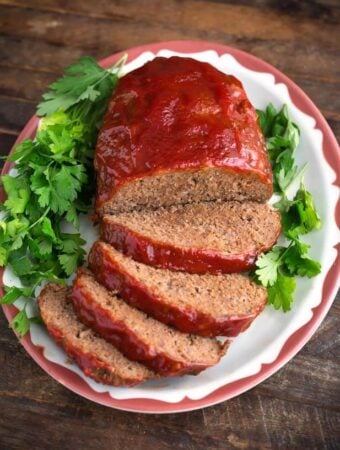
[254,104,321,311]
[0,55,126,336]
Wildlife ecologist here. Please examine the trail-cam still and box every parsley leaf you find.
[58,253,81,276]
[41,217,58,242]
[2,175,31,214]
[1,286,33,305]
[255,247,284,287]
[275,183,321,238]
[37,56,119,117]
[283,240,321,278]
[10,308,31,337]
[268,273,296,312]
[57,233,86,276]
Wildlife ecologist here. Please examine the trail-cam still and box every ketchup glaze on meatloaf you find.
[95,56,273,213]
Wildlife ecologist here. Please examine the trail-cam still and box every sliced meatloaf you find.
[95,56,273,215]
[101,201,281,274]
[70,269,229,376]
[88,241,267,337]
[38,283,155,386]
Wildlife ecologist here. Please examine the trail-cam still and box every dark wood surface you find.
[0,1,339,449]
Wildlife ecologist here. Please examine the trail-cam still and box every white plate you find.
[2,41,339,413]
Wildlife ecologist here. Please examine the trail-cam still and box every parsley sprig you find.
[0,55,126,336]
[254,104,321,311]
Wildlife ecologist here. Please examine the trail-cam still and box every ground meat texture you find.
[101,201,281,274]
[88,241,268,337]
[69,269,229,376]
[95,57,273,215]
[38,284,155,386]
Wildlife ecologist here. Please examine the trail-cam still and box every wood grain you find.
[0,1,339,449]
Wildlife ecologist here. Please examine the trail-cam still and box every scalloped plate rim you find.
[1,40,339,413]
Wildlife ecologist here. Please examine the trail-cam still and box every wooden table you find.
[0,1,339,448]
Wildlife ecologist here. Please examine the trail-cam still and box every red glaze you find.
[95,56,272,209]
[70,272,226,376]
[45,324,145,386]
[89,241,264,337]
[101,219,281,274]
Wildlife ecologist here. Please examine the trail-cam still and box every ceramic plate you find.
[1,41,339,413]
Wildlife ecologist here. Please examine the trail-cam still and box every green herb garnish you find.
[0,55,126,336]
[254,104,321,311]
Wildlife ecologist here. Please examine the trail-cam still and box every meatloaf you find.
[101,201,281,274]
[69,269,229,376]
[88,241,267,337]
[38,284,155,386]
[95,56,273,215]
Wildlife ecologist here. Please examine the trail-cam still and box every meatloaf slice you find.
[70,269,229,376]
[38,283,155,386]
[95,56,273,215]
[88,241,267,337]
[101,202,281,274]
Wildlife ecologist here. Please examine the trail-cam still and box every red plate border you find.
[1,40,339,413]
